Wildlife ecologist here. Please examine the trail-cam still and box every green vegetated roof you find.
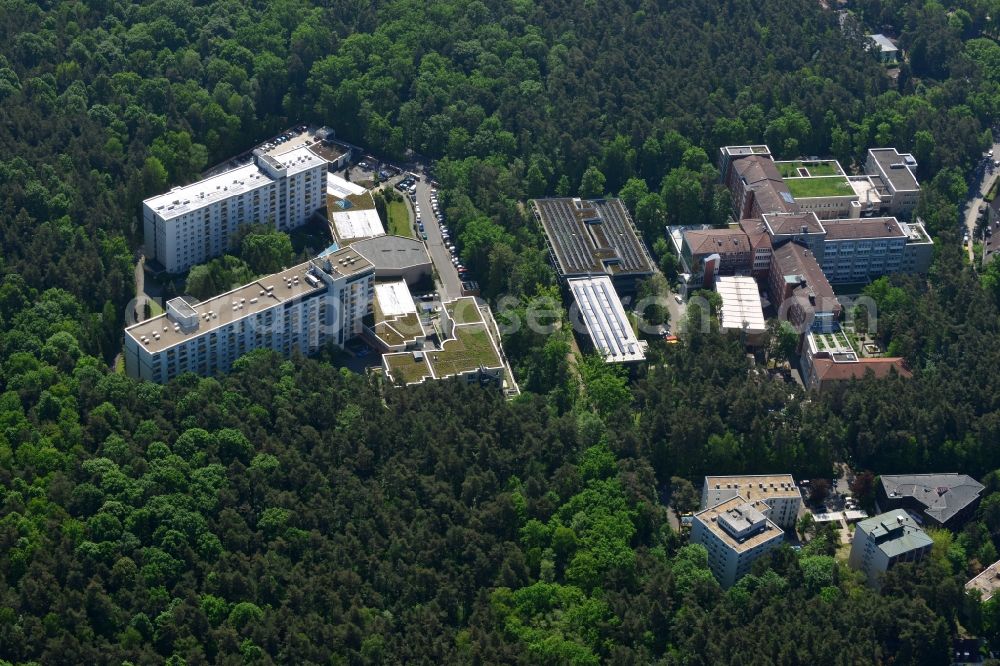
[445,297,482,325]
[785,176,854,198]
[427,324,502,377]
[776,160,843,178]
[384,353,432,384]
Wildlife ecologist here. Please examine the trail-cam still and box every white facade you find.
[124,249,373,383]
[144,147,327,273]
[691,496,785,588]
[567,276,646,363]
[865,148,920,218]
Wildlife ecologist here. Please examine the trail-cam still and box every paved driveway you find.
[412,176,464,300]
[967,141,999,263]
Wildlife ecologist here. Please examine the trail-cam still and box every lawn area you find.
[428,324,502,377]
[147,299,164,317]
[445,297,482,325]
[776,161,843,178]
[785,176,854,198]
[384,352,432,384]
[387,200,413,238]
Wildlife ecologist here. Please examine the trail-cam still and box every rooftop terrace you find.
[696,496,784,553]
[785,175,855,199]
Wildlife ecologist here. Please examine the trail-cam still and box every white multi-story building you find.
[865,148,921,218]
[124,247,373,383]
[702,474,801,530]
[690,496,785,588]
[143,147,327,273]
[848,509,933,587]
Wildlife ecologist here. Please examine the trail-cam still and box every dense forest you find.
[2,0,1000,661]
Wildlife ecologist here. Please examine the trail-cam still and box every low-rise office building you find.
[144,147,327,273]
[865,148,920,218]
[877,473,985,529]
[532,197,655,292]
[702,474,801,530]
[716,277,766,346]
[382,297,515,391]
[691,496,785,588]
[350,235,432,286]
[800,331,910,392]
[124,247,373,383]
[849,509,933,587]
[568,276,646,363]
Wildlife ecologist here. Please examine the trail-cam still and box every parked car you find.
[418,223,424,232]
[421,232,428,240]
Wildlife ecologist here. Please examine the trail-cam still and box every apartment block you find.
[124,247,373,383]
[691,496,785,588]
[144,147,327,273]
[849,509,933,587]
[702,474,801,530]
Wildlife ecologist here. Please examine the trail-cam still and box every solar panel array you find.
[569,277,645,363]
[533,198,654,278]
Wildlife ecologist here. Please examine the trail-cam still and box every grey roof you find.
[868,34,898,52]
[532,198,655,278]
[350,235,431,271]
[880,473,984,524]
[857,510,933,558]
[869,148,920,192]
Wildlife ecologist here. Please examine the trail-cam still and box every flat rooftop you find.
[823,217,904,240]
[723,145,772,158]
[532,198,655,278]
[145,161,273,220]
[332,209,385,242]
[967,559,1000,601]
[371,280,424,347]
[704,474,799,508]
[716,276,766,335]
[351,235,431,271]
[375,281,417,317]
[869,148,919,192]
[774,160,845,178]
[848,176,883,203]
[695,496,784,553]
[126,247,371,353]
[382,297,507,384]
[265,145,326,177]
[568,276,645,363]
[785,175,855,199]
[327,174,366,198]
[145,147,326,220]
